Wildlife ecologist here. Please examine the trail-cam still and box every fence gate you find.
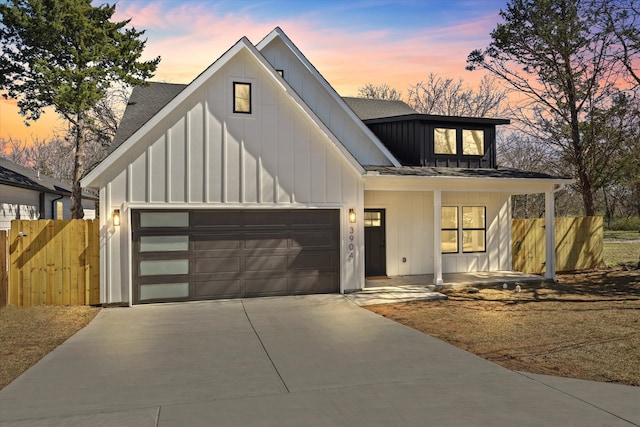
[512,216,603,274]
[8,220,100,306]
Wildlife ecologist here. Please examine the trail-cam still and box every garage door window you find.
[140,236,189,252]
[140,259,189,276]
[140,212,188,228]
[140,283,189,300]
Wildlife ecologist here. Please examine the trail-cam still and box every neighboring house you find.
[82,27,571,305]
[0,157,98,231]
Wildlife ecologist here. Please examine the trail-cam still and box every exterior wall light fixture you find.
[113,209,121,226]
[349,208,356,223]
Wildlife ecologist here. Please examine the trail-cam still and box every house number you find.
[347,225,355,259]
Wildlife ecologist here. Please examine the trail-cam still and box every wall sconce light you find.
[349,208,356,223]
[113,209,121,226]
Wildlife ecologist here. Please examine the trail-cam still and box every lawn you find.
[366,269,640,386]
[0,305,100,390]
[603,236,639,268]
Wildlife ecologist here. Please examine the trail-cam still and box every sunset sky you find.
[0,0,507,143]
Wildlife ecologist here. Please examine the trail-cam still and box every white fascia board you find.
[363,174,573,193]
[82,37,255,189]
[245,40,365,176]
[82,35,365,189]
[257,27,402,167]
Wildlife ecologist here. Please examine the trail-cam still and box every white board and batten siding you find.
[258,35,395,167]
[365,190,511,276]
[101,49,365,303]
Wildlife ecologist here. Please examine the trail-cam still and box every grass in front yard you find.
[603,230,640,241]
[366,269,640,386]
[0,305,100,390]
[603,241,640,268]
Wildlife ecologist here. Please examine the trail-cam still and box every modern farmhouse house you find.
[82,28,570,305]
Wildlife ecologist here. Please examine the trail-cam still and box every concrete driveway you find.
[1,295,638,426]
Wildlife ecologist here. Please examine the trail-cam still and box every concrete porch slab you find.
[346,285,447,306]
[365,271,543,289]
[350,271,544,306]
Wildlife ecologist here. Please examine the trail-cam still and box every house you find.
[0,157,98,231]
[82,27,571,305]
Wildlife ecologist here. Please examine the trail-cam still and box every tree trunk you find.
[71,116,86,219]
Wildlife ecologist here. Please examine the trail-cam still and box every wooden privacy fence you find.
[512,216,603,274]
[1,230,7,307]
[7,220,99,306]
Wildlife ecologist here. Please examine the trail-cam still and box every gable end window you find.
[233,82,252,114]
[276,69,284,77]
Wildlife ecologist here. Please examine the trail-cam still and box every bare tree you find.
[407,74,508,117]
[357,83,402,100]
[597,0,640,85]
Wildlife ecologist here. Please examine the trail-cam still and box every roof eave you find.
[363,114,511,126]
[362,173,573,193]
[257,28,402,167]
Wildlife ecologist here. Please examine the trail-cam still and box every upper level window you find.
[434,128,456,154]
[233,82,251,114]
[276,69,284,77]
[463,129,484,155]
[434,128,486,156]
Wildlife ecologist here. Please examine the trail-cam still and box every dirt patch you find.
[366,269,640,386]
[0,305,100,390]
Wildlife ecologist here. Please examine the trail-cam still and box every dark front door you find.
[364,209,386,277]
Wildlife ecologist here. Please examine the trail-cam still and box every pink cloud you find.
[112,1,497,94]
[1,2,502,142]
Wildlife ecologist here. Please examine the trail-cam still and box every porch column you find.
[433,189,443,285]
[544,189,557,281]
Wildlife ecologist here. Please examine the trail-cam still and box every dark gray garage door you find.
[132,209,340,304]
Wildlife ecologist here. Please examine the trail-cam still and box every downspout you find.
[51,194,64,219]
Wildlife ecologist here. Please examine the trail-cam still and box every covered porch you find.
[362,168,570,286]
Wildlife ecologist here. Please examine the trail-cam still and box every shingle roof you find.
[364,165,570,180]
[111,82,187,152]
[110,84,420,152]
[342,97,418,120]
[0,157,98,199]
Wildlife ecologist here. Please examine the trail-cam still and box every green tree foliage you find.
[467,0,638,216]
[0,0,159,218]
